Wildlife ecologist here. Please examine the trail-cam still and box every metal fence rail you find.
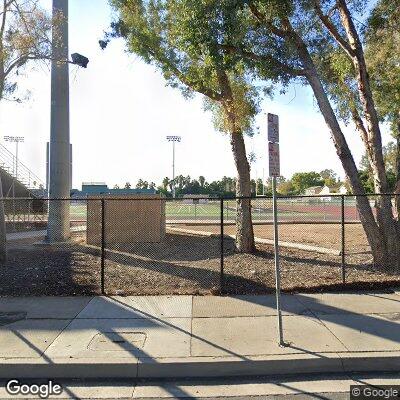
[0,194,399,296]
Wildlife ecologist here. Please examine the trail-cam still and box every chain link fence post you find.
[101,198,105,295]
[341,195,346,284]
[220,197,224,294]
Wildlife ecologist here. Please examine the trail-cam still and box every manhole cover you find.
[88,332,146,351]
[0,312,27,326]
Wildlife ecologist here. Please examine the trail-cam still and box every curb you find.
[1,353,400,379]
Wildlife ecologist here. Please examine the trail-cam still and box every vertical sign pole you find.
[341,195,346,284]
[101,198,105,295]
[220,198,224,294]
[172,141,175,198]
[272,176,284,346]
[268,113,284,347]
[15,142,19,180]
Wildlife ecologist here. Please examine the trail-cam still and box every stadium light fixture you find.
[166,136,182,198]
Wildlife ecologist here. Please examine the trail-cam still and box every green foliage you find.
[277,180,295,195]
[136,179,149,189]
[157,175,237,197]
[0,0,53,101]
[359,141,398,192]
[319,169,338,187]
[359,170,374,194]
[250,178,269,196]
[108,0,261,136]
[291,172,324,194]
[203,79,261,136]
[365,0,400,137]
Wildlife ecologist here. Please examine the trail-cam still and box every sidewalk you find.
[1,292,400,379]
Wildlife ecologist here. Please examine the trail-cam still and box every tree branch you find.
[146,47,223,101]
[312,0,355,58]
[247,1,288,38]
[219,44,307,76]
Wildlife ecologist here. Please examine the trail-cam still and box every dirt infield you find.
[1,229,398,296]
[178,223,369,254]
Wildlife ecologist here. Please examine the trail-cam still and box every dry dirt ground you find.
[1,226,399,297]
[185,223,369,253]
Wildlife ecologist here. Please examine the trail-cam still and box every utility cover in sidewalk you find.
[88,332,146,351]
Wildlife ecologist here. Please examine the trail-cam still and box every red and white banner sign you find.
[269,142,280,177]
[268,113,279,143]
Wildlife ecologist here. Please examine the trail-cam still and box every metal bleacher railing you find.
[0,142,46,197]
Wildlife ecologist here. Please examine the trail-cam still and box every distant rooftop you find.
[82,182,107,186]
[71,183,157,198]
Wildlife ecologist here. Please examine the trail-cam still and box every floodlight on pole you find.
[166,136,181,198]
[4,136,24,180]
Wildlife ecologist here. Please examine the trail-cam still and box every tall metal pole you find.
[272,176,284,346]
[172,141,176,198]
[220,198,224,294]
[15,142,18,180]
[262,168,265,196]
[341,195,346,284]
[167,136,181,198]
[47,0,71,242]
[268,112,283,346]
[46,142,49,196]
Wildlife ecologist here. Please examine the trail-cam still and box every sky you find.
[0,0,390,190]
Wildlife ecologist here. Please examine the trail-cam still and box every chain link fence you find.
[0,194,399,296]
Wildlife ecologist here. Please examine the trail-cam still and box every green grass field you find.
[69,200,327,221]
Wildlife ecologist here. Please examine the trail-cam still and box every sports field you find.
[12,198,361,223]
[5,198,363,225]
[155,199,359,222]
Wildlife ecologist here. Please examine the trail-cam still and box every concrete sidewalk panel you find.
[76,296,192,319]
[297,293,400,315]
[193,295,308,317]
[191,315,346,357]
[45,317,191,359]
[0,296,92,319]
[318,313,400,352]
[0,319,72,358]
[0,297,92,319]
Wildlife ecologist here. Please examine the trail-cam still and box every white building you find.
[305,184,348,200]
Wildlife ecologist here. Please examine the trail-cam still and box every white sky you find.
[0,0,391,189]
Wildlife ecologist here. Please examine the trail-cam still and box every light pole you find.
[262,168,265,196]
[166,136,181,198]
[47,0,70,242]
[4,136,24,181]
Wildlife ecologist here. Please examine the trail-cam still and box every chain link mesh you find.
[0,194,399,295]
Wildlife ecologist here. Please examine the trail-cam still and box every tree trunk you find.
[216,68,255,253]
[395,115,400,220]
[0,10,7,262]
[292,35,389,265]
[336,0,400,267]
[230,130,255,253]
[0,174,7,263]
